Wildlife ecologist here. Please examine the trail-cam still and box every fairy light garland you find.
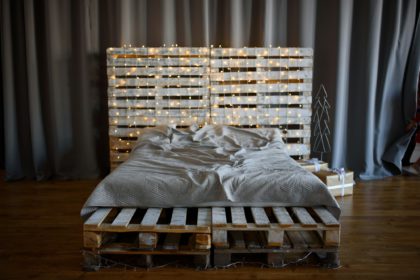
[108,45,312,166]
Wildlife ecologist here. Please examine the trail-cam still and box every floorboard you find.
[0,171,419,279]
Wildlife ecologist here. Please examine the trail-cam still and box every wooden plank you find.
[211,58,313,68]
[272,207,294,227]
[292,207,317,228]
[140,208,162,229]
[138,232,158,249]
[286,231,308,249]
[312,207,340,227]
[197,208,211,229]
[251,207,270,227]
[212,229,228,248]
[107,57,209,67]
[231,207,247,228]
[162,233,181,250]
[212,207,227,227]
[210,70,313,81]
[106,46,208,57]
[324,229,341,247]
[210,47,313,57]
[300,231,323,249]
[229,231,246,249]
[267,229,284,247]
[84,208,113,229]
[210,83,312,94]
[111,208,136,228]
[109,77,209,87]
[211,95,312,106]
[108,66,208,76]
[211,115,312,126]
[108,47,209,55]
[170,208,188,229]
[109,115,208,126]
[211,107,312,118]
[108,87,209,97]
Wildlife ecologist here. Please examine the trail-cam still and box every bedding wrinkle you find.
[81,125,340,220]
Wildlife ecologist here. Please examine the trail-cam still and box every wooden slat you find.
[170,208,188,229]
[300,231,323,248]
[210,83,312,94]
[210,70,313,81]
[231,207,247,228]
[272,207,294,227]
[109,77,209,87]
[162,233,181,250]
[212,207,227,227]
[108,47,209,55]
[211,58,313,68]
[111,208,136,228]
[108,66,208,76]
[211,108,312,118]
[312,207,340,227]
[197,208,211,229]
[211,116,312,126]
[286,231,308,249]
[212,229,228,248]
[211,95,312,106]
[108,99,206,110]
[140,208,162,229]
[109,115,208,126]
[109,87,209,97]
[210,47,313,57]
[108,57,209,67]
[84,208,113,229]
[267,229,284,247]
[251,207,270,227]
[292,207,317,227]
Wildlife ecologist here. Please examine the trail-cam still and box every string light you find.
[108,46,310,160]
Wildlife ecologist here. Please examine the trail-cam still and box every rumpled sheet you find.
[81,125,340,219]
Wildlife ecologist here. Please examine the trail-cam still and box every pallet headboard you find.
[107,47,313,169]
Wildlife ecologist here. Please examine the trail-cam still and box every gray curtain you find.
[1,0,419,180]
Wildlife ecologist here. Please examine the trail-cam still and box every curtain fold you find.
[1,0,419,180]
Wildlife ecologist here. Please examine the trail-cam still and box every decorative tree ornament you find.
[312,84,331,161]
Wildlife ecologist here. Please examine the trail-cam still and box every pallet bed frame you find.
[83,206,340,269]
[82,46,340,270]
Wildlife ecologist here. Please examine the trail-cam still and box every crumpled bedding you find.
[81,125,340,219]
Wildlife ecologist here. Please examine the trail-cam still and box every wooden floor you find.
[1,172,419,279]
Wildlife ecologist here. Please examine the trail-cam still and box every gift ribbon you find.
[306,158,321,172]
[331,167,346,196]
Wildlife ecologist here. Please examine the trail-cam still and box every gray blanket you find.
[81,125,340,219]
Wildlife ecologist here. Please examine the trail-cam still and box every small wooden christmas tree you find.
[312,84,331,161]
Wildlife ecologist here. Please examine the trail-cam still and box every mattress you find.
[81,125,340,219]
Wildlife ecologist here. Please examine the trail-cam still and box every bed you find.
[82,47,341,270]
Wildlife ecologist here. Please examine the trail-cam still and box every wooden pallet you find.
[83,207,211,269]
[107,47,314,169]
[211,206,340,267]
